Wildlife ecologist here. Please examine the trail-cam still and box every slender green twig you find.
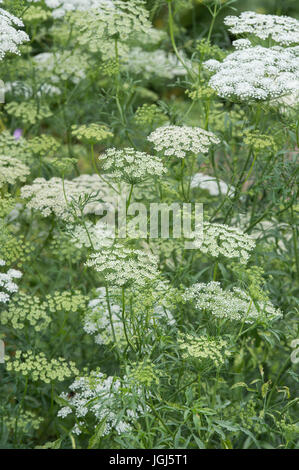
[167,0,194,79]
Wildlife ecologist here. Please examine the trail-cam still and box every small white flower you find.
[148,125,220,159]
[0,7,29,60]
[99,147,167,183]
[57,406,72,418]
[191,173,235,197]
[0,155,30,188]
[0,265,22,305]
[205,45,299,101]
[83,281,175,346]
[27,0,115,18]
[184,282,282,324]
[122,47,190,80]
[232,39,252,50]
[58,370,147,436]
[86,244,160,288]
[21,174,118,221]
[225,11,299,46]
[199,222,255,264]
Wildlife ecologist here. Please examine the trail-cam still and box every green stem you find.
[266,355,292,408]
[114,38,126,126]
[243,151,257,186]
[91,143,120,194]
[223,148,253,224]
[181,100,196,124]
[213,262,218,281]
[186,153,196,201]
[180,159,187,201]
[235,300,253,341]
[121,287,135,352]
[147,398,175,438]
[126,184,134,214]
[206,4,218,43]
[105,285,118,347]
[50,382,55,414]
[291,205,299,281]
[14,376,28,444]
[204,99,211,130]
[168,1,192,77]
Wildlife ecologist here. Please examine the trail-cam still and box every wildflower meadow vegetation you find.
[0,0,298,450]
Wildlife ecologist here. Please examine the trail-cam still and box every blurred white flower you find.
[0,155,30,188]
[122,47,189,80]
[0,260,22,305]
[191,172,235,197]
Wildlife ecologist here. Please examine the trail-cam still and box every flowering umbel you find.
[0,7,29,60]
[147,125,220,159]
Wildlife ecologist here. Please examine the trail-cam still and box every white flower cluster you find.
[69,0,152,43]
[58,370,146,436]
[4,81,32,99]
[86,244,160,288]
[122,47,189,80]
[29,0,115,19]
[224,11,299,46]
[84,287,123,345]
[133,28,167,47]
[33,51,90,84]
[147,125,220,159]
[232,39,252,50]
[234,214,293,253]
[68,221,114,250]
[278,85,299,109]
[190,172,235,197]
[184,282,283,324]
[252,219,293,252]
[84,286,175,346]
[0,7,29,60]
[0,155,30,188]
[200,222,255,264]
[99,147,167,184]
[204,45,299,101]
[5,80,61,98]
[0,259,22,304]
[21,174,117,221]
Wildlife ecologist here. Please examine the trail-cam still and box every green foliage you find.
[0,0,298,451]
